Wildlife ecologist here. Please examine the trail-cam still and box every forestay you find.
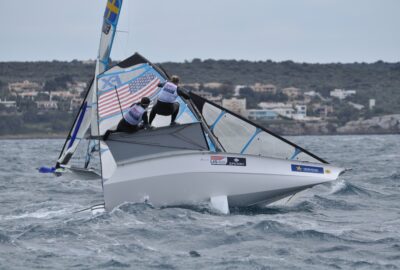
[189,92,328,164]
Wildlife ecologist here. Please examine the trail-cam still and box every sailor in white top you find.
[149,75,189,125]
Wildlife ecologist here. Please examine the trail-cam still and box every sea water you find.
[0,135,399,269]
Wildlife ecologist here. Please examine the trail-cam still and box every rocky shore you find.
[260,114,400,136]
[336,114,400,134]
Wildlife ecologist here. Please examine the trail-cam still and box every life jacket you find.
[124,104,146,125]
[158,82,178,103]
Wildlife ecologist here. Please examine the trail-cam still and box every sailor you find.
[149,75,189,126]
[103,97,151,140]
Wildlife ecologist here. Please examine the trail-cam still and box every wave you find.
[312,195,359,210]
[316,245,353,253]
[112,202,155,214]
[251,219,291,234]
[98,259,131,268]
[392,244,400,251]
[369,171,400,185]
[291,229,344,241]
[0,232,11,244]
[160,203,215,215]
[13,224,80,241]
[230,200,315,215]
[2,208,69,220]
[329,180,372,196]
[388,171,400,180]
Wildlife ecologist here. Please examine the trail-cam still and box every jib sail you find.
[189,92,328,164]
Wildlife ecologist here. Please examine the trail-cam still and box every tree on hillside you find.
[239,87,288,108]
[44,80,57,92]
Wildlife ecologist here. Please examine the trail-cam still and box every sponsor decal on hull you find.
[211,156,246,166]
[291,164,324,174]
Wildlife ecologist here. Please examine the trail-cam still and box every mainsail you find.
[95,53,204,178]
[57,0,123,167]
[97,54,167,135]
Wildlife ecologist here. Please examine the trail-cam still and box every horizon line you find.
[1,58,399,65]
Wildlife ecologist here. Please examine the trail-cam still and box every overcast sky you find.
[1,0,399,63]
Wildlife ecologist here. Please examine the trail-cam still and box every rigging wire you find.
[114,85,125,119]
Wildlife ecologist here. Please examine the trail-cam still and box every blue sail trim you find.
[210,111,226,130]
[240,128,262,154]
[99,59,109,69]
[175,99,188,120]
[68,102,88,149]
[38,166,56,173]
[290,148,302,160]
[176,97,197,122]
[205,134,216,152]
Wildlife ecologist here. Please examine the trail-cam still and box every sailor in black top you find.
[103,97,150,140]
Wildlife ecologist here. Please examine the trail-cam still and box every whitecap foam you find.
[329,179,347,194]
[1,208,70,221]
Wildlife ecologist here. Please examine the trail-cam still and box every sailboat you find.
[42,0,345,214]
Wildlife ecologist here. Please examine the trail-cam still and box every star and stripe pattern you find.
[98,72,160,119]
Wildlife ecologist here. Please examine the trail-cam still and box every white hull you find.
[103,151,344,210]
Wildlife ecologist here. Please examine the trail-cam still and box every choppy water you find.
[0,135,399,269]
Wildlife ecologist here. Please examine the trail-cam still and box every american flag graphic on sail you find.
[98,72,160,119]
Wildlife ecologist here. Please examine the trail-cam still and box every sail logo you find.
[101,75,123,90]
[227,157,246,166]
[211,156,246,166]
[210,155,227,165]
[291,164,324,174]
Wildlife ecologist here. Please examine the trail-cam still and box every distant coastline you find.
[0,133,67,140]
[1,123,398,140]
[1,60,399,138]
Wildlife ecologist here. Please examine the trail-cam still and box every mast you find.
[57,0,123,167]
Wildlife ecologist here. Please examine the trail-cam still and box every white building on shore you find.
[369,99,376,110]
[348,102,365,110]
[252,83,277,94]
[247,109,278,120]
[193,90,222,105]
[330,89,356,99]
[36,100,58,110]
[258,102,308,120]
[222,97,247,116]
[258,102,294,118]
[8,80,42,93]
[0,99,17,108]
